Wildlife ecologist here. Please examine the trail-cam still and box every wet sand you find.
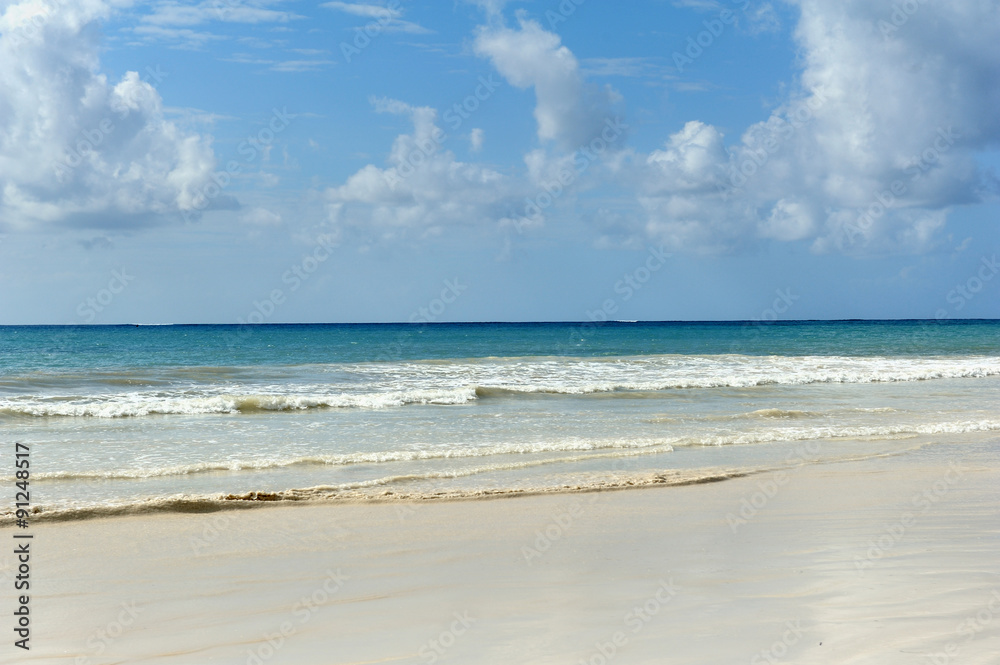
[8,442,1000,665]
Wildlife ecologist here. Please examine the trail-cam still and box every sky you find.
[0,0,998,324]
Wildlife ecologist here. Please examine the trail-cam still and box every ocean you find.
[2,320,999,520]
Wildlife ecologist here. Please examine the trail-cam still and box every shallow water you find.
[2,321,998,519]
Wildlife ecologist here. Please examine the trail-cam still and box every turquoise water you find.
[2,320,998,374]
[1,321,998,519]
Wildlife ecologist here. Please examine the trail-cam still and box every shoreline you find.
[8,442,1000,664]
[1,443,932,526]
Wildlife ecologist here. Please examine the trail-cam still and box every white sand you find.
[7,446,1000,665]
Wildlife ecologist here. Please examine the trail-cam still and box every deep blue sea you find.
[2,321,998,519]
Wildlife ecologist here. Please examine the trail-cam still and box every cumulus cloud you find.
[323,11,630,240]
[324,0,999,255]
[0,0,217,230]
[474,12,621,152]
[634,0,1000,254]
[325,98,518,239]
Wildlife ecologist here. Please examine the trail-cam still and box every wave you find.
[461,358,1000,393]
[668,419,1000,447]
[0,388,478,418]
[26,437,678,482]
[15,418,999,484]
[0,445,930,525]
[2,354,998,418]
[645,406,899,424]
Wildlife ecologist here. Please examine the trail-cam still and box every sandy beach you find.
[3,0,1000,659]
[5,439,997,665]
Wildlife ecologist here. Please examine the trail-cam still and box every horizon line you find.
[2,318,999,327]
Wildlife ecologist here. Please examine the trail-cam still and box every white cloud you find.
[131,24,226,49]
[242,207,283,226]
[644,121,728,194]
[758,198,816,242]
[268,59,336,72]
[474,12,621,151]
[132,1,302,48]
[744,2,781,34]
[325,99,518,239]
[323,0,1000,256]
[321,1,430,34]
[141,0,302,27]
[633,0,1000,254]
[0,0,217,229]
[322,1,400,20]
[469,128,484,152]
[466,0,507,21]
[581,57,672,80]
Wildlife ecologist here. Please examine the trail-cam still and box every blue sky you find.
[0,0,998,323]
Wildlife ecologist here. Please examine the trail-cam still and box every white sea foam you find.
[26,437,678,481]
[17,418,1000,483]
[0,388,478,418]
[2,354,998,418]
